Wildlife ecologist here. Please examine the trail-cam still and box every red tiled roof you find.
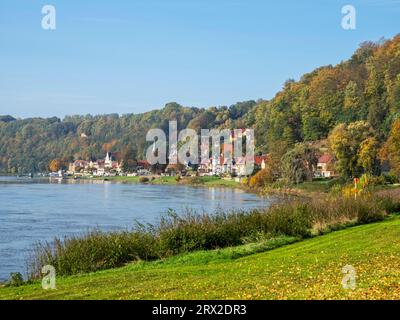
[318,154,333,164]
[255,154,269,166]
[137,160,150,168]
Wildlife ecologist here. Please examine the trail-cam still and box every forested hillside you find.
[1,34,400,176]
[246,34,400,179]
[249,35,400,152]
[0,101,255,173]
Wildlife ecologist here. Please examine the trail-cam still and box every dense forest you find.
[1,34,400,179]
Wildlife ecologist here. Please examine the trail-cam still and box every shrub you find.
[139,177,149,183]
[375,189,400,213]
[341,184,356,198]
[249,168,274,188]
[360,174,385,188]
[157,209,262,253]
[28,229,159,278]
[383,173,399,184]
[311,194,389,232]
[329,183,343,195]
[264,202,314,238]
[184,176,204,185]
[8,272,24,287]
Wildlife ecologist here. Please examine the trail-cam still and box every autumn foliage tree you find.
[48,159,61,172]
[380,119,400,176]
[249,166,275,188]
[121,144,137,173]
[281,143,318,184]
[357,137,381,175]
[328,121,377,178]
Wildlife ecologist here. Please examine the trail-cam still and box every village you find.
[49,151,337,180]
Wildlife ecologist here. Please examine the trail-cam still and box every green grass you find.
[182,176,240,188]
[294,178,341,193]
[201,176,240,187]
[1,216,399,300]
[88,175,240,187]
[151,176,178,185]
[294,179,400,195]
[93,176,141,183]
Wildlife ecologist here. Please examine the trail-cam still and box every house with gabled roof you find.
[316,154,337,178]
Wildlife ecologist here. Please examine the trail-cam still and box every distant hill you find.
[0,115,16,123]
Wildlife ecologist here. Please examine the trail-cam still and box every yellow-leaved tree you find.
[48,159,61,172]
[380,119,400,176]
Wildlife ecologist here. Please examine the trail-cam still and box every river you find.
[0,176,274,281]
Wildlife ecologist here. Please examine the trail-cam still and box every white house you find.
[316,154,336,178]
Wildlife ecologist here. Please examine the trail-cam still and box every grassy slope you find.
[1,217,400,300]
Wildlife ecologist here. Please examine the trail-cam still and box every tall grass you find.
[27,192,400,279]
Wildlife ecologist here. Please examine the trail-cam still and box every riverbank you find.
[1,186,400,299]
[2,178,399,299]
[1,216,399,299]
[82,175,242,189]
[3,188,398,283]
[0,178,267,282]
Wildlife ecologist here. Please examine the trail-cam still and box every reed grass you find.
[27,191,400,279]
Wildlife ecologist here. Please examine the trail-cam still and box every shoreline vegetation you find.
[1,186,398,286]
[80,174,400,197]
[67,174,396,198]
[7,173,400,197]
[1,174,246,189]
[87,175,243,189]
[1,200,400,299]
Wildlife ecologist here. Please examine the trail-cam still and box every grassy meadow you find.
[1,216,399,300]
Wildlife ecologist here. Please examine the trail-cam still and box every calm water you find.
[0,176,273,281]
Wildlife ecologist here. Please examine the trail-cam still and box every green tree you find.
[380,118,400,176]
[281,143,318,184]
[121,144,137,173]
[366,62,389,132]
[343,81,364,121]
[357,137,380,175]
[388,74,400,114]
[328,121,375,178]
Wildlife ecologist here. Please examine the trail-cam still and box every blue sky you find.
[0,0,399,118]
